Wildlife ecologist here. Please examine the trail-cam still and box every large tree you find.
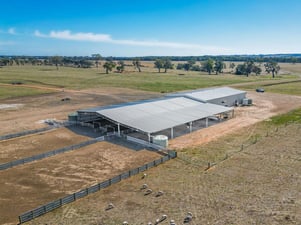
[154,59,164,73]
[202,58,214,74]
[235,61,262,76]
[214,60,226,74]
[132,58,142,72]
[253,66,262,76]
[103,61,116,74]
[244,61,255,77]
[163,58,173,73]
[116,60,125,73]
[264,61,280,78]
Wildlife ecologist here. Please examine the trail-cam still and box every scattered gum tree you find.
[163,58,173,73]
[214,60,226,74]
[116,60,125,73]
[103,60,116,74]
[264,61,280,78]
[235,61,262,76]
[202,58,214,74]
[154,59,164,73]
[132,58,142,72]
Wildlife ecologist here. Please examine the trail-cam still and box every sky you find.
[1,0,301,57]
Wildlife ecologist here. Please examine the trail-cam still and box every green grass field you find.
[236,80,301,96]
[0,63,300,99]
[0,85,55,99]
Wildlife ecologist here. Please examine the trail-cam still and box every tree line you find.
[1,53,301,65]
[0,55,281,77]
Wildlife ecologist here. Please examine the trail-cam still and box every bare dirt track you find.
[169,91,301,149]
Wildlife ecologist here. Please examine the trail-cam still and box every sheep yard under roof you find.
[94,97,232,134]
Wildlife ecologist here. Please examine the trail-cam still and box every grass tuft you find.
[270,108,301,125]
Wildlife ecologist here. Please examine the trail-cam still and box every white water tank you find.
[153,135,168,147]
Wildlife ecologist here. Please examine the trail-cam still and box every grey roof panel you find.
[96,97,232,133]
[170,87,246,102]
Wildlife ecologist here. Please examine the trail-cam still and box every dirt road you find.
[169,91,301,149]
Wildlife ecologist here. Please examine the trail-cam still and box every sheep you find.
[160,214,167,222]
[140,183,148,190]
[122,221,128,225]
[105,202,114,211]
[144,188,153,196]
[147,222,152,225]
[155,191,164,197]
[141,173,147,179]
[170,220,176,225]
[154,214,167,224]
[183,212,193,223]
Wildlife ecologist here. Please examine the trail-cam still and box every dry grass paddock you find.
[0,140,161,224]
[0,128,90,164]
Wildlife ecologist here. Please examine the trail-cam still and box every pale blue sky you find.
[1,0,300,56]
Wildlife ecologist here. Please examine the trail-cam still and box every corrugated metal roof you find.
[169,87,246,102]
[96,97,232,133]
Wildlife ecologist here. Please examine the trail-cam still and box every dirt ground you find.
[0,128,90,163]
[0,87,161,136]
[169,91,301,149]
[0,141,161,225]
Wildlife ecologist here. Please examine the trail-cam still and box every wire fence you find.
[18,150,177,224]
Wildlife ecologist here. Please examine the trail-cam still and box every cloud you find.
[0,27,17,35]
[34,30,230,53]
[8,28,16,35]
[35,30,111,42]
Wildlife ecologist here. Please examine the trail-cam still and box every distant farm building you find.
[73,87,246,143]
[168,86,247,106]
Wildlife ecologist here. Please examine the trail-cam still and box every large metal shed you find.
[168,87,247,106]
[77,96,233,142]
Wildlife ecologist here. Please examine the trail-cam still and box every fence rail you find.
[0,139,100,171]
[0,126,55,141]
[19,150,177,224]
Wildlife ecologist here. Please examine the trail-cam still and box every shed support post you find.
[148,133,151,143]
[171,127,174,139]
[232,109,234,118]
[117,123,120,136]
[206,118,208,127]
[189,122,192,133]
